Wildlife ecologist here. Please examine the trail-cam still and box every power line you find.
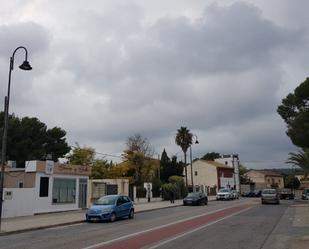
[70,145,123,159]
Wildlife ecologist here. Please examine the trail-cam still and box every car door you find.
[116,197,125,217]
[122,196,132,216]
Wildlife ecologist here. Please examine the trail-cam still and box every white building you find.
[186,160,235,194]
[2,160,91,218]
[215,154,240,192]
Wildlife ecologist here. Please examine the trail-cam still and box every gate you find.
[106,184,118,195]
[129,184,134,201]
[78,179,87,209]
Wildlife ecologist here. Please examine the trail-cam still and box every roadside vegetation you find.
[278,78,309,179]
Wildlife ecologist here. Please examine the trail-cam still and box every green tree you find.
[0,112,70,164]
[122,134,154,186]
[45,127,71,162]
[168,175,186,198]
[239,164,253,184]
[91,159,112,179]
[151,178,162,197]
[170,156,184,177]
[160,150,184,183]
[67,144,95,166]
[287,148,309,179]
[175,127,192,187]
[161,175,187,200]
[160,149,170,183]
[201,152,220,161]
[277,78,309,148]
[284,175,300,189]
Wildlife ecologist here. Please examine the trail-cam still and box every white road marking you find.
[82,204,253,249]
[145,206,253,249]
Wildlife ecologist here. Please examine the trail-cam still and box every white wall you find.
[33,173,87,214]
[215,156,240,191]
[88,179,130,207]
[186,160,218,188]
[220,177,235,189]
[2,188,35,218]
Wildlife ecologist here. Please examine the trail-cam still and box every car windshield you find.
[219,189,229,193]
[187,193,198,197]
[262,189,276,194]
[95,196,117,205]
[304,189,309,194]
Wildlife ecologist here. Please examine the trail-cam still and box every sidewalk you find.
[0,198,187,235]
[262,200,309,249]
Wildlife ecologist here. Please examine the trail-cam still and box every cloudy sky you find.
[0,0,308,168]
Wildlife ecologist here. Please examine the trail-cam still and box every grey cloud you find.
[123,2,301,79]
[0,1,307,169]
[0,22,49,58]
[0,22,50,108]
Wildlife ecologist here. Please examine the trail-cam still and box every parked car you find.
[302,189,309,200]
[231,190,240,199]
[183,192,208,206]
[242,191,254,197]
[216,189,233,200]
[261,189,280,204]
[241,191,250,197]
[86,195,134,222]
[278,189,294,200]
[243,190,261,197]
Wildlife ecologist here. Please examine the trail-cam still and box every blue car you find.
[86,195,134,222]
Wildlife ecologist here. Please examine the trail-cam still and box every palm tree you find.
[287,148,309,179]
[175,126,193,188]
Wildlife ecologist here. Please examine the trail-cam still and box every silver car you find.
[216,189,233,200]
[261,189,280,204]
[231,190,239,199]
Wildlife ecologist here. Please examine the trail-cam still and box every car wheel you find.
[261,200,265,204]
[110,213,116,222]
[205,200,208,205]
[128,209,134,219]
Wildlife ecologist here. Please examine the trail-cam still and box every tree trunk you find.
[184,152,188,188]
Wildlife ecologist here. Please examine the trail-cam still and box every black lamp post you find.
[0,46,32,231]
[190,135,199,192]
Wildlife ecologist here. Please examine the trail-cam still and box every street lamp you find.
[0,46,32,231]
[190,135,199,192]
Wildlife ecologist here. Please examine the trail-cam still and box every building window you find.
[52,178,76,204]
[225,161,228,165]
[40,177,49,197]
[18,181,24,188]
[195,171,198,176]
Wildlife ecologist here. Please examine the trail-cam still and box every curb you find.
[0,220,83,236]
[0,203,184,236]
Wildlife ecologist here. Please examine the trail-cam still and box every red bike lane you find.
[86,204,252,249]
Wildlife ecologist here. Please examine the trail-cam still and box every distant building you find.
[214,154,240,192]
[245,170,284,190]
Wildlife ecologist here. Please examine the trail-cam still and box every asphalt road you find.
[0,198,291,249]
